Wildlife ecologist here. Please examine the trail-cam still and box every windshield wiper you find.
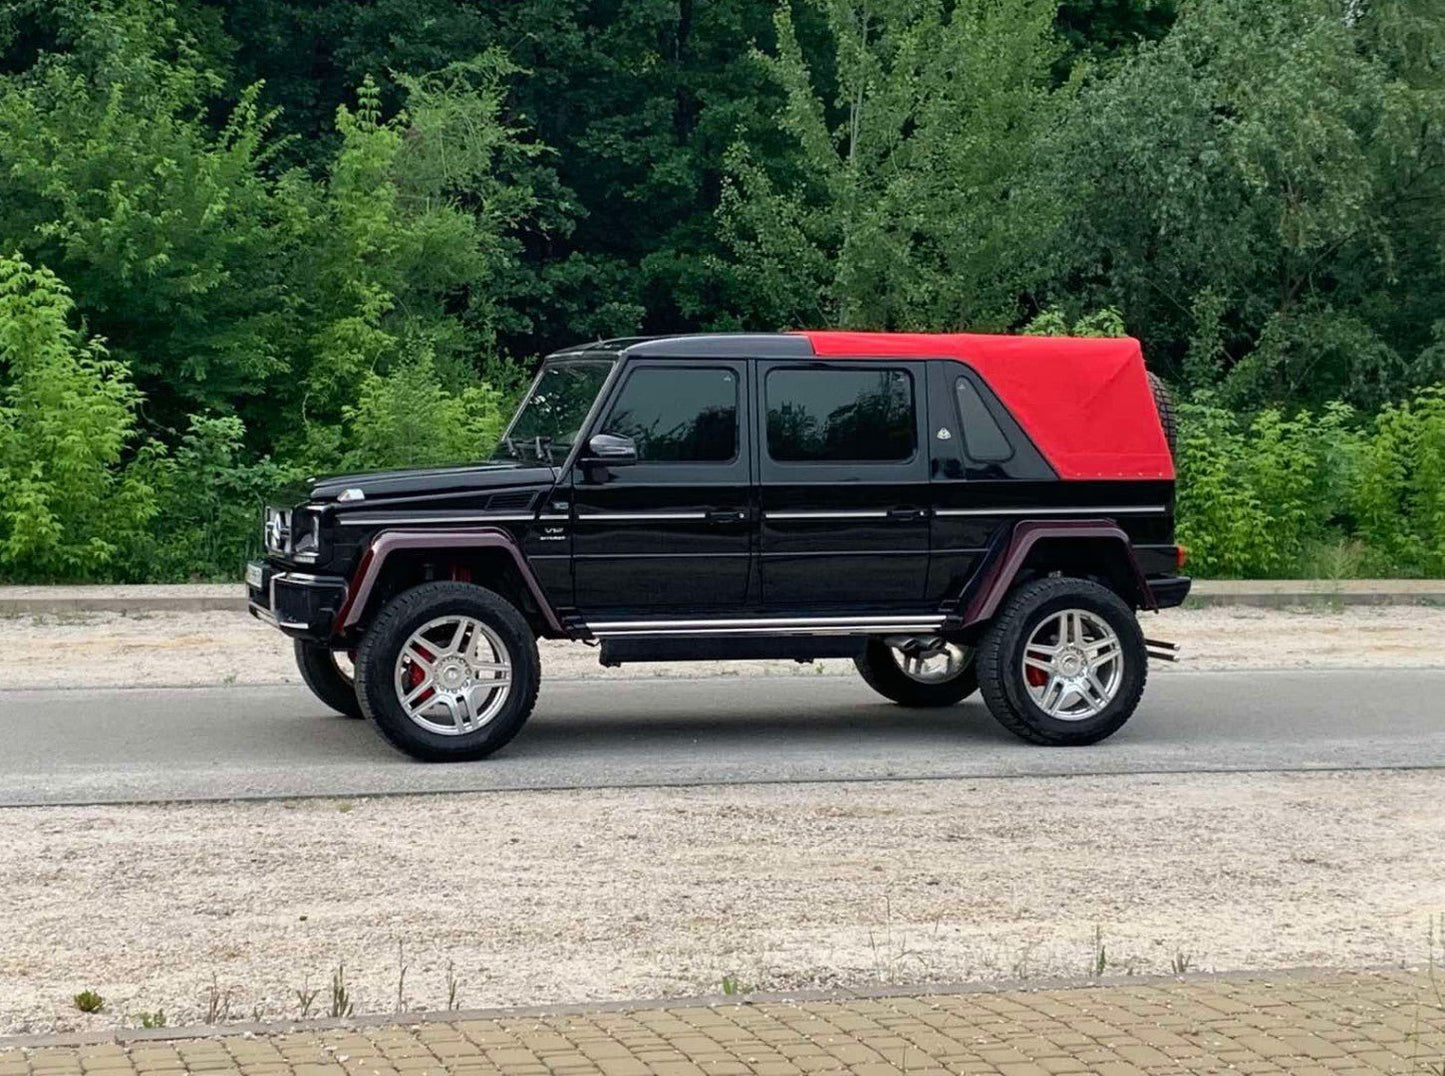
[533,435,556,465]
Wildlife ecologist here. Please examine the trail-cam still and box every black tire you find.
[354,581,541,762]
[977,577,1147,746]
[1148,371,1178,453]
[294,639,364,719]
[854,638,978,707]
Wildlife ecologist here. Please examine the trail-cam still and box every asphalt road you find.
[1,669,1443,806]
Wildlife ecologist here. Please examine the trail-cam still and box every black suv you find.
[248,331,1189,761]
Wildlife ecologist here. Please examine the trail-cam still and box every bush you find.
[124,414,301,583]
[0,253,154,581]
[1174,387,1445,577]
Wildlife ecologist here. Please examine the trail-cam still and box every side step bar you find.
[583,614,946,638]
[600,635,868,667]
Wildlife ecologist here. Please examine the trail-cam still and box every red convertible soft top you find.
[795,331,1174,481]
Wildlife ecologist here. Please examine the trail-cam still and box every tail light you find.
[1176,544,1189,570]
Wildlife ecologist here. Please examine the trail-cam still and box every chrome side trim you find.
[576,511,709,522]
[765,510,890,521]
[935,506,1167,517]
[336,513,537,525]
[585,614,945,638]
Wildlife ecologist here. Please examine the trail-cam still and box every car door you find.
[756,359,931,608]
[569,359,753,613]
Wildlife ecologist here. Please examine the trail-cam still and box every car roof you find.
[546,331,1173,482]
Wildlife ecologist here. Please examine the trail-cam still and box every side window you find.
[766,368,916,463]
[953,377,1014,462]
[600,366,738,462]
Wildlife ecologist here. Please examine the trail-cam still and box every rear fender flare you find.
[960,520,1154,627]
[333,528,564,636]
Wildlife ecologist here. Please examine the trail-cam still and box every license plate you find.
[245,562,265,590]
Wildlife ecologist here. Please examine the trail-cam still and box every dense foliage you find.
[0,0,1441,580]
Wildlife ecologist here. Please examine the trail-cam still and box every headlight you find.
[292,510,321,560]
[263,507,321,560]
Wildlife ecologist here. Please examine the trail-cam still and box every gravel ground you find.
[3,604,1445,690]
[2,769,1443,1036]
[4,605,1443,1037]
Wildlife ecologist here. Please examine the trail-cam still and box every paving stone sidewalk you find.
[4,971,1443,1076]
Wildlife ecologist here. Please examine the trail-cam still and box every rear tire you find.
[294,640,363,719]
[354,581,540,762]
[854,638,978,707]
[977,577,1146,746]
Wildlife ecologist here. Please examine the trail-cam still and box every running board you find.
[583,614,946,639]
[600,635,867,667]
[1144,637,1178,663]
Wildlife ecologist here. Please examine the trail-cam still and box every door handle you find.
[886,507,924,522]
[706,508,747,524]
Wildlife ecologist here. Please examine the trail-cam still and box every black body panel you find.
[253,334,1189,645]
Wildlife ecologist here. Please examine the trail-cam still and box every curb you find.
[1,581,1443,615]
[0,965,1418,1051]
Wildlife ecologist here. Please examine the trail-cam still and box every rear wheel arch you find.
[1017,537,1149,608]
[962,523,1153,628]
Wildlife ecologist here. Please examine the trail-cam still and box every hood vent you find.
[486,490,538,511]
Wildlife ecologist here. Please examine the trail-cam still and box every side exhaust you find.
[1144,637,1178,663]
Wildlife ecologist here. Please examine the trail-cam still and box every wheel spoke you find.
[1023,654,1053,675]
[402,678,434,713]
[1039,676,1066,715]
[1081,671,1110,713]
[403,643,435,671]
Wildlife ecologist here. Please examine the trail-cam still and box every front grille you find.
[263,507,292,555]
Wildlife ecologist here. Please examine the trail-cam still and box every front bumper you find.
[246,561,348,640]
[1147,575,1192,609]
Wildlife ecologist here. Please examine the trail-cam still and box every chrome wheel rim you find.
[393,616,512,736]
[1021,609,1123,721]
[889,639,973,684]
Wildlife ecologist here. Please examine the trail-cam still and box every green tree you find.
[718,0,1070,331]
[0,252,154,580]
[1034,0,1445,408]
[0,0,290,428]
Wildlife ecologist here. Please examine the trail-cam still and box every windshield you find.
[492,359,614,464]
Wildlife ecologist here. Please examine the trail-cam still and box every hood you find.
[308,461,556,504]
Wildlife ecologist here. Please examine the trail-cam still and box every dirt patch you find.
[2,769,1442,1035]
[3,604,1444,690]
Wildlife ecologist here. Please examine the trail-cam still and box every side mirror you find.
[586,432,638,462]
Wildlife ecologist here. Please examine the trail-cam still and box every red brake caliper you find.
[406,643,435,702]
[1024,647,1048,687]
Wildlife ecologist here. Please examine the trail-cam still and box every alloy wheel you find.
[1020,609,1123,720]
[393,615,512,736]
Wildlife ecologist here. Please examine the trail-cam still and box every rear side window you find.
[953,377,1014,462]
[600,366,738,462]
[766,368,915,463]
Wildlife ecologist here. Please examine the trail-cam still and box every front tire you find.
[294,640,363,719]
[854,638,978,707]
[977,577,1146,746]
[354,582,541,762]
